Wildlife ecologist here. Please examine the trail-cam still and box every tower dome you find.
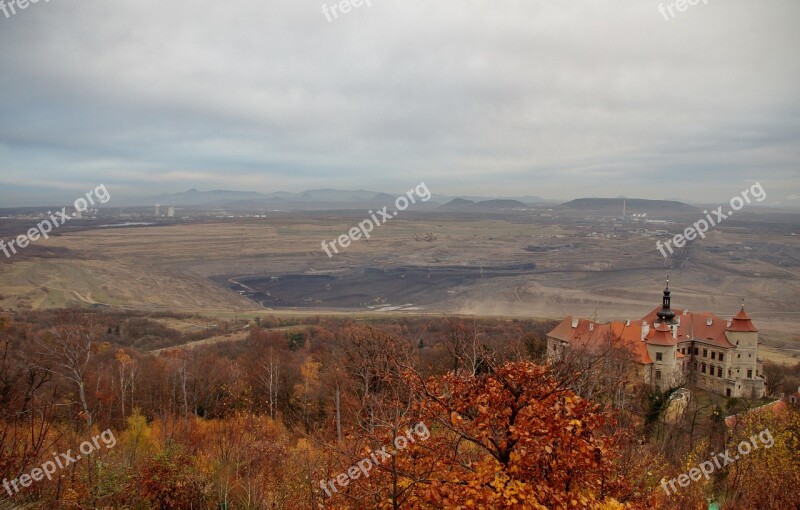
[656,279,676,323]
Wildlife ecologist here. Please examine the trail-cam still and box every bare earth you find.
[1,211,798,363]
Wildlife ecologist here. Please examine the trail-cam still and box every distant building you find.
[547,282,766,399]
[167,206,175,217]
[154,204,160,217]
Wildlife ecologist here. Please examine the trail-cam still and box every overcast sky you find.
[0,0,798,206]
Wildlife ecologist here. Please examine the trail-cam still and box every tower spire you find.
[657,275,675,323]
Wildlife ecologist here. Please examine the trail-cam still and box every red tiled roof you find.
[547,316,592,345]
[727,306,758,332]
[548,303,758,367]
[647,321,676,346]
[548,317,653,364]
[610,321,653,364]
[640,307,737,349]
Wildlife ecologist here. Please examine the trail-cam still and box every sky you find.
[0,0,798,206]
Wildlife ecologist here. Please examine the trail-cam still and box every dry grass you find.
[0,216,796,352]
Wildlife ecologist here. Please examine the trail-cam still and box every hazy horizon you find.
[0,184,795,209]
[2,0,799,205]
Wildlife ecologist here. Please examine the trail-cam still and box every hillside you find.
[562,197,696,214]
[441,198,528,210]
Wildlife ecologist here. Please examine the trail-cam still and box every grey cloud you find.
[0,0,798,204]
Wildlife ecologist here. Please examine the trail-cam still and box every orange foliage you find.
[323,361,647,509]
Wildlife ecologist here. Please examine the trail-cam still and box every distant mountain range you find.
[137,189,696,214]
[441,198,529,210]
[5,186,792,213]
[563,198,697,214]
[150,188,392,205]
[104,188,550,211]
[139,188,436,210]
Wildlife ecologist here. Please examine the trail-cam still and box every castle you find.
[546,282,766,399]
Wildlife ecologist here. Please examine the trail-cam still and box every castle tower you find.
[725,303,764,398]
[646,319,679,389]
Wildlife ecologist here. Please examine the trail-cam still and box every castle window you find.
[656,352,663,361]
[703,349,708,358]
[694,348,699,355]
[711,352,716,360]
[717,367,722,377]
[701,364,706,374]
[719,353,724,362]
[655,370,662,380]
[737,354,741,359]
[728,369,732,377]
[747,369,752,378]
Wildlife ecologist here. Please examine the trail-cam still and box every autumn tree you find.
[334,325,413,434]
[114,348,138,422]
[137,444,212,509]
[324,360,647,509]
[33,312,109,428]
[723,409,800,508]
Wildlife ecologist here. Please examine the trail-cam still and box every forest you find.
[0,309,798,509]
